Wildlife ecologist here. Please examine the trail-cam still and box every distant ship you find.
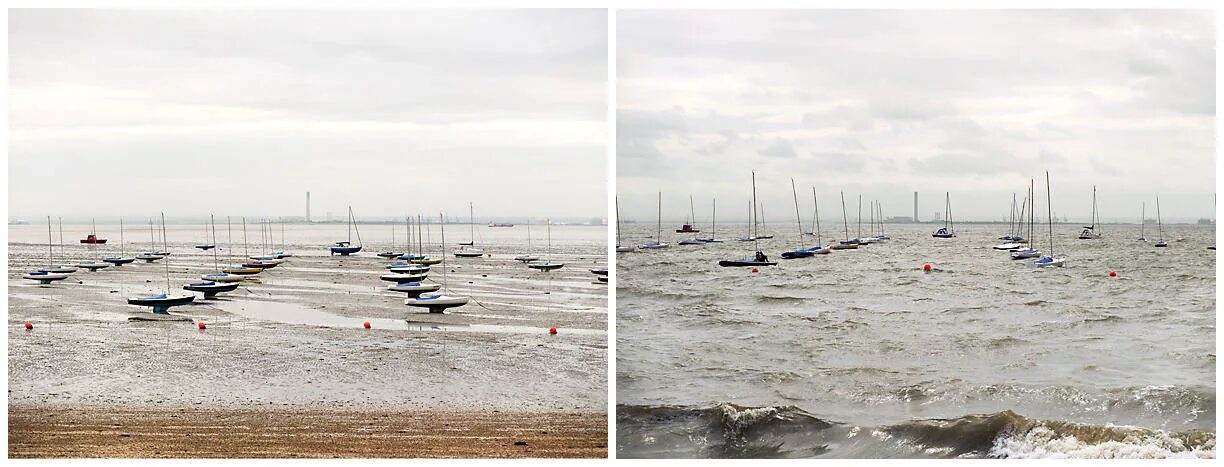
[488,222,515,227]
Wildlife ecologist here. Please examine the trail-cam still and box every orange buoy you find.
[24,321,32,330]
[363,321,371,329]
[751,268,759,273]
[197,322,206,330]
[549,327,557,334]
[1109,271,1117,277]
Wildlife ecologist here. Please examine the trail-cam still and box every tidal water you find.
[616,222,1215,458]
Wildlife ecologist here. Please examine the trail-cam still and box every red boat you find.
[675,223,700,233]
[80,234,107,244]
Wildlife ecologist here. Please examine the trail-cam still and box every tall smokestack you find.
[306,192,311,222]
[913,191,918,223]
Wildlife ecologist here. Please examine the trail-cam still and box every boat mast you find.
[469,202,475,245]
[812,187,822,246]
[751,171,761,252]
[857,195,862,239]
[546,217,552,260]
[119,219,125,256]
[1046,172,1055,257]
[840,191,849,242]
[242,217,249,258]
[211,215,219,272]
[440,213,448,291]
[347,207,352,243]
[58,217,65,262]
[527,218,532,252]
[149,218,156,253]
[790,179,803,248]
[1141,202,1146,238]
[711,198,717,241]
[615,197,623,247]
[351,206,363,247]
[227,216,233,265]
[656,192,662,242]
[689,195,696,229]
[1157,196,1163,240]
[46,216,53,268]
[160,212,171,293]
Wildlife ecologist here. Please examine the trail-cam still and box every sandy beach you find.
[8,223,608,458]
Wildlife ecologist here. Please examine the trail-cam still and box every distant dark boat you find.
[488,223,514,227]
[329,206,363,255]
[932,192,956,238]
[719,172,775,268]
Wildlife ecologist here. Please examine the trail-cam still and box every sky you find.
[617,10,1216,224]
[9,9,607,222]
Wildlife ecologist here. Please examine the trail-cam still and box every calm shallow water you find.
[617,222,1215,458]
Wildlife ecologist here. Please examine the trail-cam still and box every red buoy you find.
[751,268,759,273]
[923,263,932,272]
[549,327,557,334]
[1109,271,1117,277]
[197,322,206,330]
[24,321,32,330]
[363,321,371,329]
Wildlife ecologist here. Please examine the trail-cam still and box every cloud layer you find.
[9,9,607,220]
[617,10,1215,223]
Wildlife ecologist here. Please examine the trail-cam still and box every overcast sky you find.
[617,10,1215,223]
[9,9,607,221]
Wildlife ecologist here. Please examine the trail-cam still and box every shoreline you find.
[9,404,608,458]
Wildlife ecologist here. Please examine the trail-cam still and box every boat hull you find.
[183,281,239,298]
[405,294,469,313]
[330,246,362,255]
[127,294,196,313]
[23,271,70,284]
[102,257,136,266]
[528,262,565,271]
[386,282,441,297]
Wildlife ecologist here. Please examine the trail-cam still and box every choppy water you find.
[616,222,1216,458]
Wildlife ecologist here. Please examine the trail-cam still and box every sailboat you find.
[853,195,871,245]
[408,215,444,265]
[1137,202,1148,242]
[330,206,363,255]
[1012,181,1042,260]
[24,216,72,284]
[102,219,136,266]
[127,212,197,313]
[37,218,78,274]
[198,215,243,283]
[222,217,262,276]
[932,192,955,238]
[736,200,755,242]
[756,204,773,239]
[1035,172,1067,267]
[77,219,112,271]
[135,219,165,262]
[387,217,439,295]
[79,218,107,244]
[515,219,541,262]
[615,197,636,253]
[405,213,470,313]
[454,203,485,257]
[194,217,216,250]
[1078,185,1102,239]
[242,219,281,269]
[804,187,831,254]
[1209,195,1216,250]
[830,192,859,250]
[781,179,815,259]
[697,199,721,243]
[718,172,777,267]
[639,192,670,249]
[377,220,402,258]
[676,195,701,233]
[1154,196,1168,248]
[995,195,1026,250]
[184,214,241,298]
[528,219,565,270]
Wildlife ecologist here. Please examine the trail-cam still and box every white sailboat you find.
[932,192,955,238]
[1035,172,1067,267]
[37,218,78,274]
[1078,185,1102,239]
[639,192,670,249]
[77,219,112,271]
[199,215,243,283]
[1137,202,1148,242]
[454,202,485,257]
[405,213,470,313]
[528,218,565,271]
[1012,181,1042,260]
[515,219,540,262]
[102,219,136,266]
[136,219,165,263]
[24,216,72,284]
[127,212,196,314]
[615,197,636,253]
[780,179,815,259]
[329,206,363,255]
[1154,196,1168,248]
[805,187,831,254]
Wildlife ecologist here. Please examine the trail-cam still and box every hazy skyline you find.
[617,10,1215,223]
[9,9,607,220]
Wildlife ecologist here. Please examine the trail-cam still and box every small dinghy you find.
[515,254,540,262]
[410,257,444,265]
[1011,248,1041,260]
[528,261,564,271]
[386,281,441,297]
[1155,240,1168,247]
[780,249,815,259]
[248,256,285,264]
[222,265,262,275]
[330,241,362,256]
[377,251,400,258]
[590,267,608,275]
[38,264,78,274]
[639,240,670,249]
[932,228,954,238]
[77,260,111,271]
[398,253,425,261]
[719,252,778,267]
[678,238,707,245]
[454,248,485,258]
[779,179,817,260]
[829,241,858,250]
[405,293,470,313]
[271,251,293,258]
[596,275,608,283]
[201,272,243,283]
[993,242,1022,250]
[1034,255,1065,268]
[128,293,196,314]
[616,245,637,253]
[103,257,136,266]
[195,244,216,250]
[183,280,239,299]
[243,260,278,269]
[388,264,430,274]
[380,272,428,283]
[24,271,70,284]
[136,252,164,262]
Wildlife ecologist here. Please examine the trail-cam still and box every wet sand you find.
[8,224,608,458]
[9,405,606,458]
